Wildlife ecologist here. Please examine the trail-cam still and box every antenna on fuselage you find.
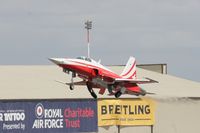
[84,20,92,58]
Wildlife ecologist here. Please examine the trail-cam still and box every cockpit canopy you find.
[76,56,92,62]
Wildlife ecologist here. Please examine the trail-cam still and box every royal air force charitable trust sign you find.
[0,100,97,133]
[98,99,155,126]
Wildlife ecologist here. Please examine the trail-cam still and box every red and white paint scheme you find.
[49,56,157,99]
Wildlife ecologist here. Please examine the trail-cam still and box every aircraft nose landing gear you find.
[69,84,74,90]
[69,71,76,90]
[86,82,97,99]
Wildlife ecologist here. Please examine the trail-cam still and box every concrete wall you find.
[137,64,167,74]
[154,98,200,133]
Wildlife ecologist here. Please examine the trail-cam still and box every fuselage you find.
[50,56,121,81]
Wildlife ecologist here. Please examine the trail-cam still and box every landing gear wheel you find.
[69,84,74,90]
[115,91,122,98]
[141,89,146,96]
[69,72,76,90]
[141,93,146,96]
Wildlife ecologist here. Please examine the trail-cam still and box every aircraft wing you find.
[55,80,100,88]
[55,80,86,86]
[114,77,158,84]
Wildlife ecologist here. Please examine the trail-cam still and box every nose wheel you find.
[69,84,74,90]
[69,71,76,90]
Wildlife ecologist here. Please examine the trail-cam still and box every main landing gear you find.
[108,85,122,98]
[115,91,122,98]
[114,87,126,98]
[86,82,97,99]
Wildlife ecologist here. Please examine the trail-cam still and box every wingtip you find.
[145,77,159,83]
[146,92,156,95]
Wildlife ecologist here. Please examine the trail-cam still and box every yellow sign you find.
[98,98,155,126]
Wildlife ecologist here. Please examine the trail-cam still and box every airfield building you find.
[0,65,200,133]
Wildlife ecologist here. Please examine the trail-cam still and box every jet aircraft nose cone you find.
[49,58,65,65]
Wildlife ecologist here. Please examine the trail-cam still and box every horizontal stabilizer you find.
[146,92,156,95]
[55,80,86,86]
[114,77,158,84]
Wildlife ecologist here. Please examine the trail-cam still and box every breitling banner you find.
[98,98,155,126]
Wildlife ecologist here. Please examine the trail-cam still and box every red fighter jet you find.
[49,56,157,99]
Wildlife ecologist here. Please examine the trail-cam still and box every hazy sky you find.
[0,0,200,82]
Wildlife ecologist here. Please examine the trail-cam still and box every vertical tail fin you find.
[120,57,136,79]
